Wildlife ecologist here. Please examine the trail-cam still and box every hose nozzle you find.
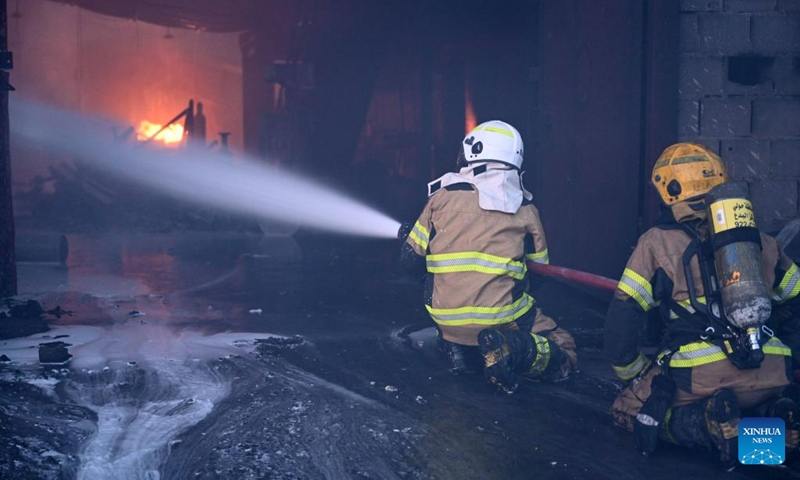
[398,222,413,241]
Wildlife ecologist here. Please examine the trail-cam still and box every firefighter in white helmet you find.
[399,120,577,393]
[606,143,800,468]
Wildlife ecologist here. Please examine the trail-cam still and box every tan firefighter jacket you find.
[605,206,800,389]
[405,182,549,346]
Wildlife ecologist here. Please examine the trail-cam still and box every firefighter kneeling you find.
[606,143,800,468]
[400,120,577,393]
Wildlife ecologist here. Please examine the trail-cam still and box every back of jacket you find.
[406,183,548,345]
[605,220,800,381]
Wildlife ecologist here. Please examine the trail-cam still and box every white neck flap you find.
[428,163,532,214]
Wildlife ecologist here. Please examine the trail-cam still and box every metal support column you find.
[0,0,16,298]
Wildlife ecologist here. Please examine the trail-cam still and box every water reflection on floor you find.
[2,233,796,479]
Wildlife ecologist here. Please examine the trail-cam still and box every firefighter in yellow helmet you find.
[399,120,577,393]
[605,143,800,468]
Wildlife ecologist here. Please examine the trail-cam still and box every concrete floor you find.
[0,232,796,479]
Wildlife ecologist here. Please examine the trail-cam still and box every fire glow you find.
[137,120,184,145]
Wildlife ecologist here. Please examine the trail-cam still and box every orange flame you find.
[465,84,477,134]
[137,120,184,145]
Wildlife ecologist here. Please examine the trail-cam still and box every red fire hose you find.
[526,262,618,293]
[397,224,618,292]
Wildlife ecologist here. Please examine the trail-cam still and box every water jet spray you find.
[11,99,401,239]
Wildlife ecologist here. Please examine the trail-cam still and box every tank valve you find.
[746,326,761,351]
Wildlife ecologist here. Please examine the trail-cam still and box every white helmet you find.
[460,120,523,170]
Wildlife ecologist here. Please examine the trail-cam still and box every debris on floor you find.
[38,341,72,365]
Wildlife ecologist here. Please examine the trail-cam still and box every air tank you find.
[705,183,771,352]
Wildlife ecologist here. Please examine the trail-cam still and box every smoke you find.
[10,99,401,239]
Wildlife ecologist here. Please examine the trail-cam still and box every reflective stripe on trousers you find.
[528,334,551,375]
[613,351,648,381]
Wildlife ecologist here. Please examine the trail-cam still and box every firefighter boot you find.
[478,328,522,394]
[705,389,741,470]
[438,338,480,374]
[782,383,800,452]
[771,398,800,453]
[478,329,548,393]
[634,374,676,457]
[524,332,569,381]
[667,401,711,449]
[755,394,800,453]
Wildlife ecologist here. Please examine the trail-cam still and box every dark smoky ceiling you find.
[41,0,502,33]
[43,0,258,32]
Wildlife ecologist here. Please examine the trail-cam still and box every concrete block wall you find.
[678,0,800,232]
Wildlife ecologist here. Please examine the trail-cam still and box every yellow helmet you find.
[652,143,728,205]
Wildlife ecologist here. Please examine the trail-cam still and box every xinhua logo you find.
[738,417,785,465]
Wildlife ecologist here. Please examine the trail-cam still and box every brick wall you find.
[678,0,800,232]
